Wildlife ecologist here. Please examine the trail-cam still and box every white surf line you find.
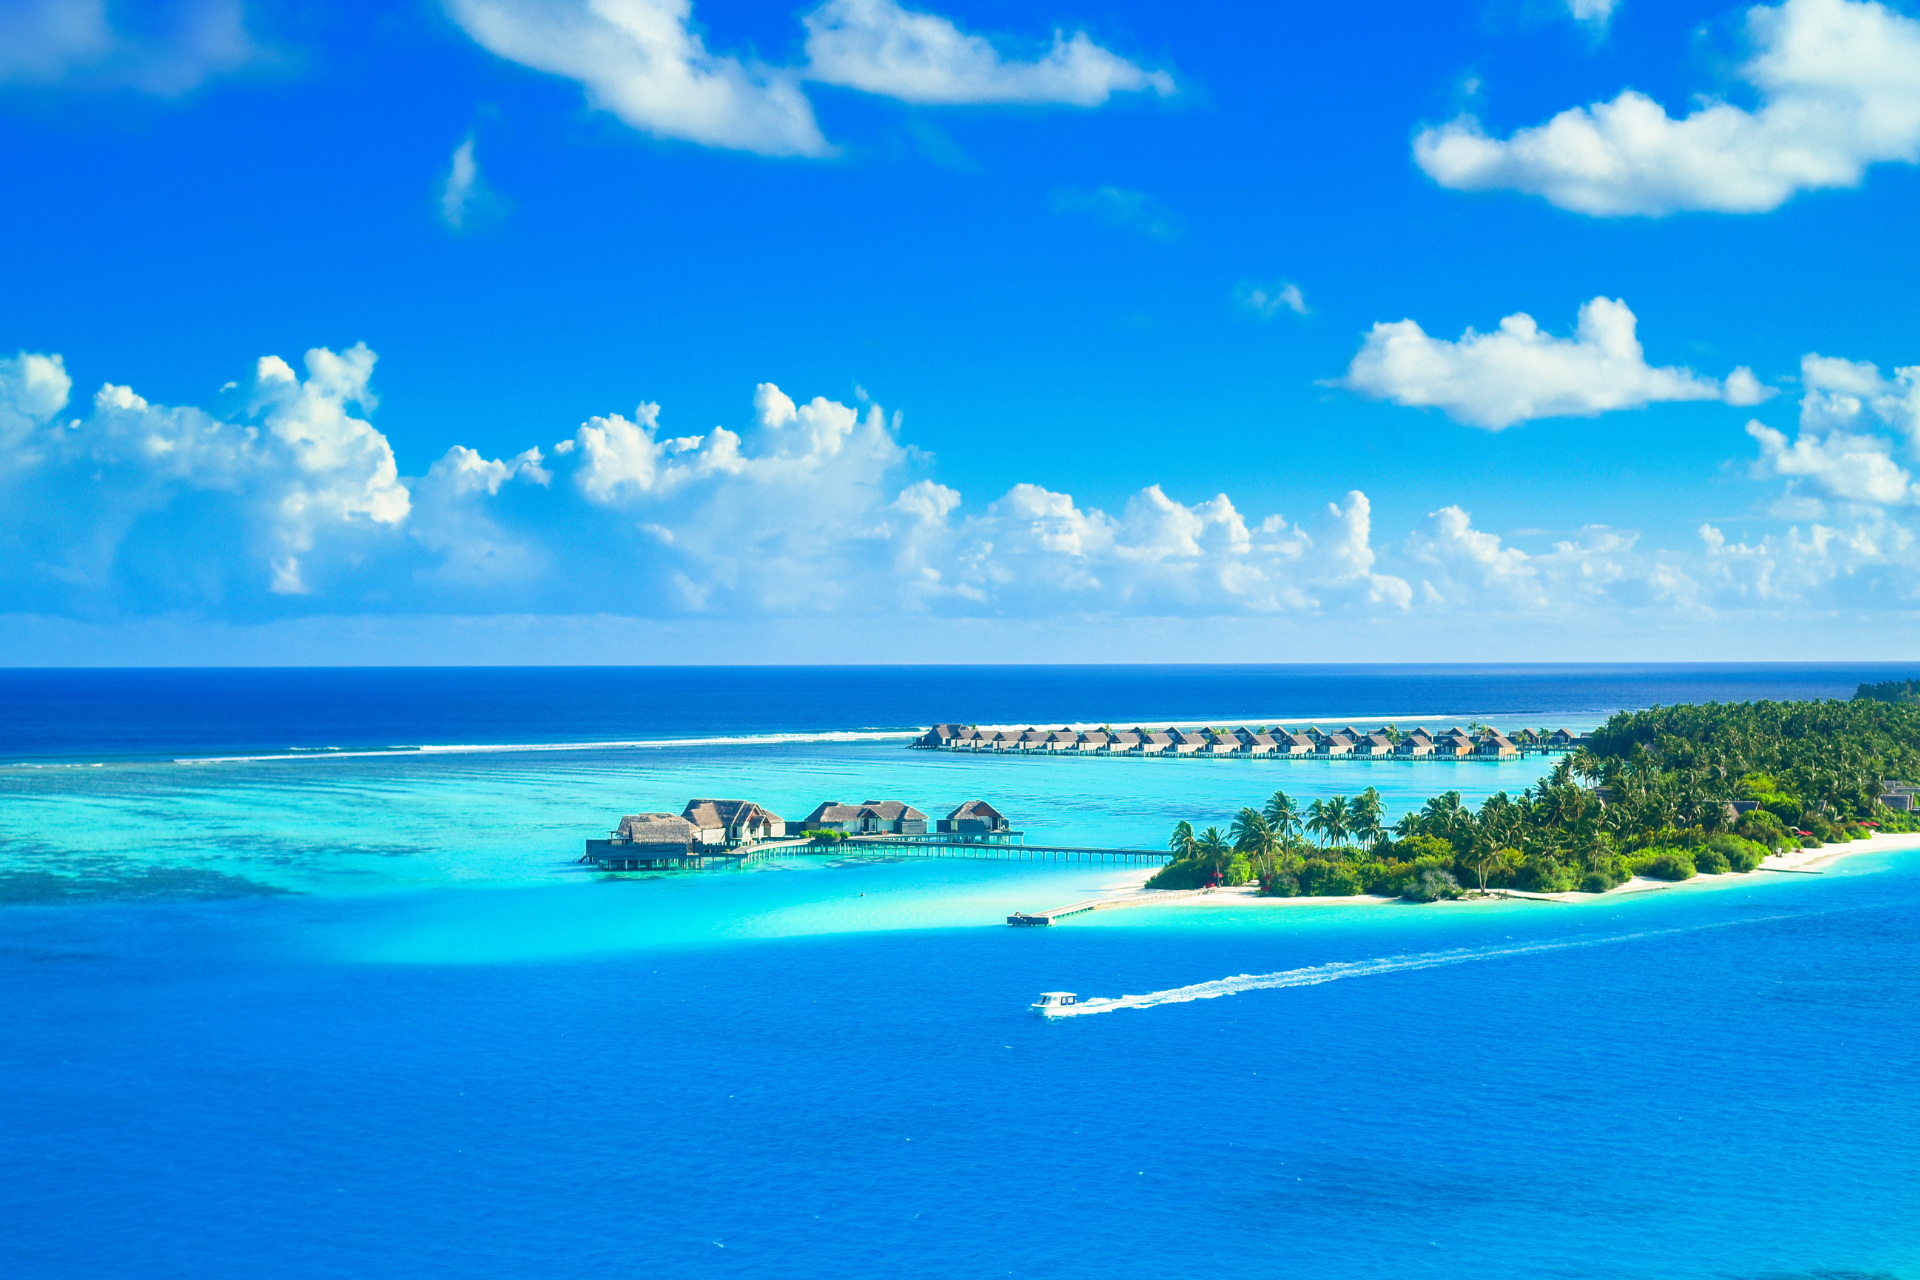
[1048,916,1790,1018]
[173,729,918,764]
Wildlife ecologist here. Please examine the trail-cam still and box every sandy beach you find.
[1054,830,1920,919]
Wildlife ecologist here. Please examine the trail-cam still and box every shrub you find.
[1515,857,1578,893]
[1300,859,1364,896]
[1259,871,1300,897]
[1392,833,1457,862]
[1401,868,1462,902]
[1693,846,1732,875]
[1148,858,1208,890]
[1708,834,1768,872]
[1222,855,1253,887]
[1579,870,1614,894]
[1735,809,1790,849]
[1641,852,1696,881]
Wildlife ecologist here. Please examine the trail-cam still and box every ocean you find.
[2,665,1916,1278]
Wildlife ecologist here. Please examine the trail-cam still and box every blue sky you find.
[3,0,1919,662]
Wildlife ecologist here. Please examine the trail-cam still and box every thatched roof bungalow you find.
[938,800,1010,834]
[682,799,786,844]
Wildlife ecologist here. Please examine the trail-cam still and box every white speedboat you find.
[1031,991,1078,1014]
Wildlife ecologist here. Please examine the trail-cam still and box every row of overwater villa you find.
[582,797,1017,870]
[913,722,1588,760]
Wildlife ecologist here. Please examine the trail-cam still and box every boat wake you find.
[1047,917,1788,1017]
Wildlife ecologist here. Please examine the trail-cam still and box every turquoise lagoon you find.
[4,669,1919,1279]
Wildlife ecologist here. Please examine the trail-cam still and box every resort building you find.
[1353,732,1396,757]
[1433,730,1475,758]
[1138,730,1174,755]
[1316,732,1356,757]
[1472,733,1519,759]
[1395,730,1435,757]
[1106,729,1140,752]
[1167,728,1204,755]
[1202,730,1240,756]
[1079,730,1111,752]
[1548,728,1581,748]
[613,813,699,853]
[803,800,931,834]
[681,799,786,844]
[1240,732,1277,755]
[938,800,1010,834]
[1275,731,1315,756]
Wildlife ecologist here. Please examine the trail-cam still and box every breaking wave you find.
[172,730,919,764]
[1048,917,1788,1017]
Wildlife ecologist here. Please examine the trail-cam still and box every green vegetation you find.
[1152,698,1918,900]
[1855,678,1920,705]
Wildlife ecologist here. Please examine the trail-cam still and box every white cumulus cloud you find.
[0,0,255,94]
[444,0,830,156]
[1742,350,1920,508]
[801,0,1173,105]
[1414,0,1920,215]
[1340,296,1772,429]
[1568,0,1618,27]
[441,136,480,229]
[1235,280,1308,318]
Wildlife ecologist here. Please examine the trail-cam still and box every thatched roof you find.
[859,800,928,822]
[616,813,699,846]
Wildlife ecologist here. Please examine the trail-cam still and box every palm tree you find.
[1262,790,1301,844]
[1230,807,1272,854]
[1195,827,1232,882]
[1231,808,1277,879]
[1421,791,1468,842]
[1350,787,1385,847]
[1168,820,1196,860]
[1306,795,1351,848]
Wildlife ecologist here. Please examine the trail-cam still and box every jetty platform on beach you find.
[1008,888,1213,927]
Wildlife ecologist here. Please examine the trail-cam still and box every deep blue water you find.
[1,662,1910,762]
[3,665,1917,1278]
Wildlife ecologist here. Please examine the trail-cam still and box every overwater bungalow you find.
[1240,731,1277,755]
[1043,729,1078,751]
[1015,728,1049,751]
[1166,728,1204,755]
[1473,733,1519,759]
[1353,731,1396,757]
[1202,730,1240,756]
[1548,728,1581,749]
[682,799,786,843]
[938,800,1010,834]
[1395,730,1436,757]
[1275,731,1315,756]
[1316,732,1356,757]
[1138,730,1174,755]
[1079,730,1112,751]
[1433,730,1475,759]
[1106,729,1140,752]
[859,800,930,832]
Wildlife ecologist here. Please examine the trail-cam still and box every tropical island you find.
[1148,694,1920,900]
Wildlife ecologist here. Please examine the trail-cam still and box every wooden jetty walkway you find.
[1008,887,1216,927]
[840,835,1170,864]
[583,833,1171,872]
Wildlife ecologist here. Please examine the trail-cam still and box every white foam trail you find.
[173,729,917,764]
[1048,917,1785,1017]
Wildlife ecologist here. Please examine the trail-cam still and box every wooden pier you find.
[583,833,1171,871]
[840,834,1170,864]
[1008,887,1217,926]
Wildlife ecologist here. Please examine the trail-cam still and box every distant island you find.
[1149,698,1920,900]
